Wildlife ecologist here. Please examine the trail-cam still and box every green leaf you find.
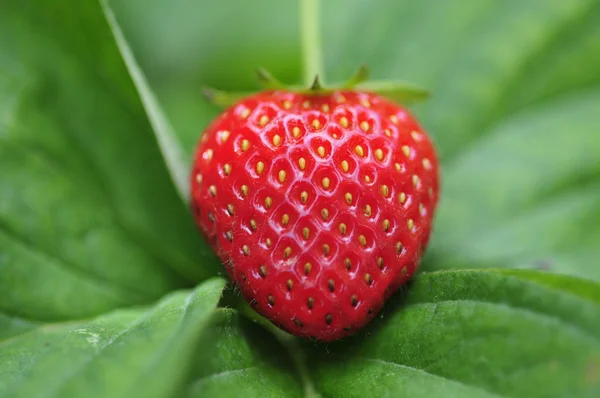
[0,278,226,398]
[0,0,220,322]
[185,308,304,398]
[308,269,600,398]
[320,0,600,281]
[102,0,191,203]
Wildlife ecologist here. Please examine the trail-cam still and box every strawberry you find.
[191,89,439,341]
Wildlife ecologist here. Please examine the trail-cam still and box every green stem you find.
[300,0,325,86]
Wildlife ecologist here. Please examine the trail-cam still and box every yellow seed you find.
[340,160,349,172]
[266,238,272,247]
[354,145,365,157]
[380,185,390,197]
[322,177,331,189]
[337,94,347,103]
[278,170,287,183]
[209,185,217,196]
[303,100,311,109]
[422,158,432,170]
[344,258,352,270]
[339,223,347,235]
[322,244,330,255]
[256,161,265,174]
[344,192,353,205]
[317,146,326,157]
[240,108,250,119]
[300,191,308,204]
[390,115,399,125]
[411,131,421,141]
[195,174,203,184]
[282,214,290,226]
[259,115,269,126]
[227,204,235,215]
[265,196,273,209]
[302,227,310,239]
[259,265,267,277]
[220,130,230,143]
[398,192,407,204]
[407,219,415,231]
[241,185,249,197]
[298,157,306,170]
[364,204,372,217]
[292,126,301,138]
[321,104,330,112]
[249,219,257,231]
[284,247,292,258]
[287,279,293,290]
[328,279,335,292]
[312,119,322,129]
[360,98,371,108]
[419,203,426,215]
[364,175,371,183]
[339,116,349,128]
[321,208,329,220]
[242,245,249,255]
[358,235,367,246]
[272,134,282,146]
[384,128,392,137]
[412,175,419,187]
[304,262,312,274]
[283,100,292,110]
[364,273,372,285]
[382,219,390,232]
[241,139,250,151]
[377,257,384,268]
[205,149,213,160]
[360,121,370,132]
[395,242,403,253]
[374,149,384,161]
[394,163,401,171]
[402,145,410,157]
[225,231,233,241]
[223,164,232,175]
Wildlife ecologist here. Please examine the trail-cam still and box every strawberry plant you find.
[1,0,600,397]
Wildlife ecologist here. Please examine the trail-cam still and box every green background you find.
[0,0,599,396]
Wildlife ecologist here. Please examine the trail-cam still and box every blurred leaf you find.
[309,269,600,398]
[0,278,226,398]
[0,0,220,322]
[108,0,303,157]
[322,0,600,280]
[102,0,191,203]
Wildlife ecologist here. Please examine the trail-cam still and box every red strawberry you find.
[191,89,439,341]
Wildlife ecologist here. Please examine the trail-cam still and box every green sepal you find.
[356,80,431,104]
[201,87,254,107]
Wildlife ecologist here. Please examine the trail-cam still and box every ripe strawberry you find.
[191,89,439,341]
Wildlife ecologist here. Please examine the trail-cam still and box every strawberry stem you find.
[300,0,325,86]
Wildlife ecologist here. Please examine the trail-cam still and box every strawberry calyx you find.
[202,65,430,107]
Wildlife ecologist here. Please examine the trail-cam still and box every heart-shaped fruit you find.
[191,89,439,341]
